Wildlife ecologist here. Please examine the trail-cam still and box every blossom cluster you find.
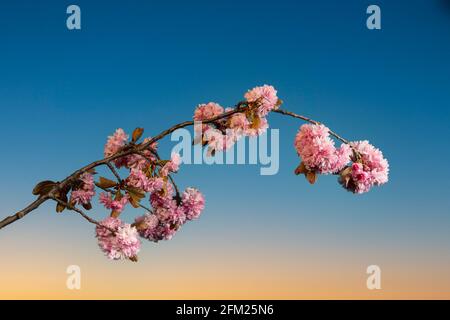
[95,217,140,260]
[339,141,389,194]
[94,128,205,261]
[294,124,389,194]
[193,85,279,154]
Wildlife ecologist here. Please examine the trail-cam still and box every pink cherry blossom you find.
[150,181,175,208]
[182,187,205,220]
[228,112,249,135]
[244,85,279,116]
[294,124,351,174]
[134,213,160,241]
[104,128,128,158]
[99,192,129,213]
[340,141,389,194]
[160,153,181,177]
[70,172,95,205]
[126,169,153,192]
[194,102,224,121]
[95,217,140,260]
[154,202,186,226]
[203,127,237,153]
[135,211,181,242]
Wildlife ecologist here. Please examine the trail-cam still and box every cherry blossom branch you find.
[0,85,389,261]
[0,105,343,230]
[0,196,50,230]
[0,102,250,231]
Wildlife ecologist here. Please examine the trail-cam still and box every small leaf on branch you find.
[275,98,283,108]
[114,190,123,201]
[111,210,121,218]
[126,187,145,208]
[32,180,57,196]
[128,197,140,208]
[250,115,261,129]
[306,171,317,185]
[55,191,69,213]
[156,160,169,166]
[82,202,92,210]
[340,166,352,187]
[96,177,117,189]
[56,202,66,213]
[294,162,307,175]
[131,127,144,143]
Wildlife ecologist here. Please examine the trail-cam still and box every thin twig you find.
[273,109,349,144]
[51,197,101,227]
[106,162,122,183]
[148,150,181,201]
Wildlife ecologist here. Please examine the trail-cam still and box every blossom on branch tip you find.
[96,217,140,260]
[181,188,205,220]
[339,141,389,194]
[104,128,128,158]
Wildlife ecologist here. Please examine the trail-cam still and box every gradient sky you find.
[1,0,450,299]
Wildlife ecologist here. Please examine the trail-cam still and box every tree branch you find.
[0,102,354,231]
[0,196,49,230]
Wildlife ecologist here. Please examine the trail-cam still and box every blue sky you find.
[1,0,450,295]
